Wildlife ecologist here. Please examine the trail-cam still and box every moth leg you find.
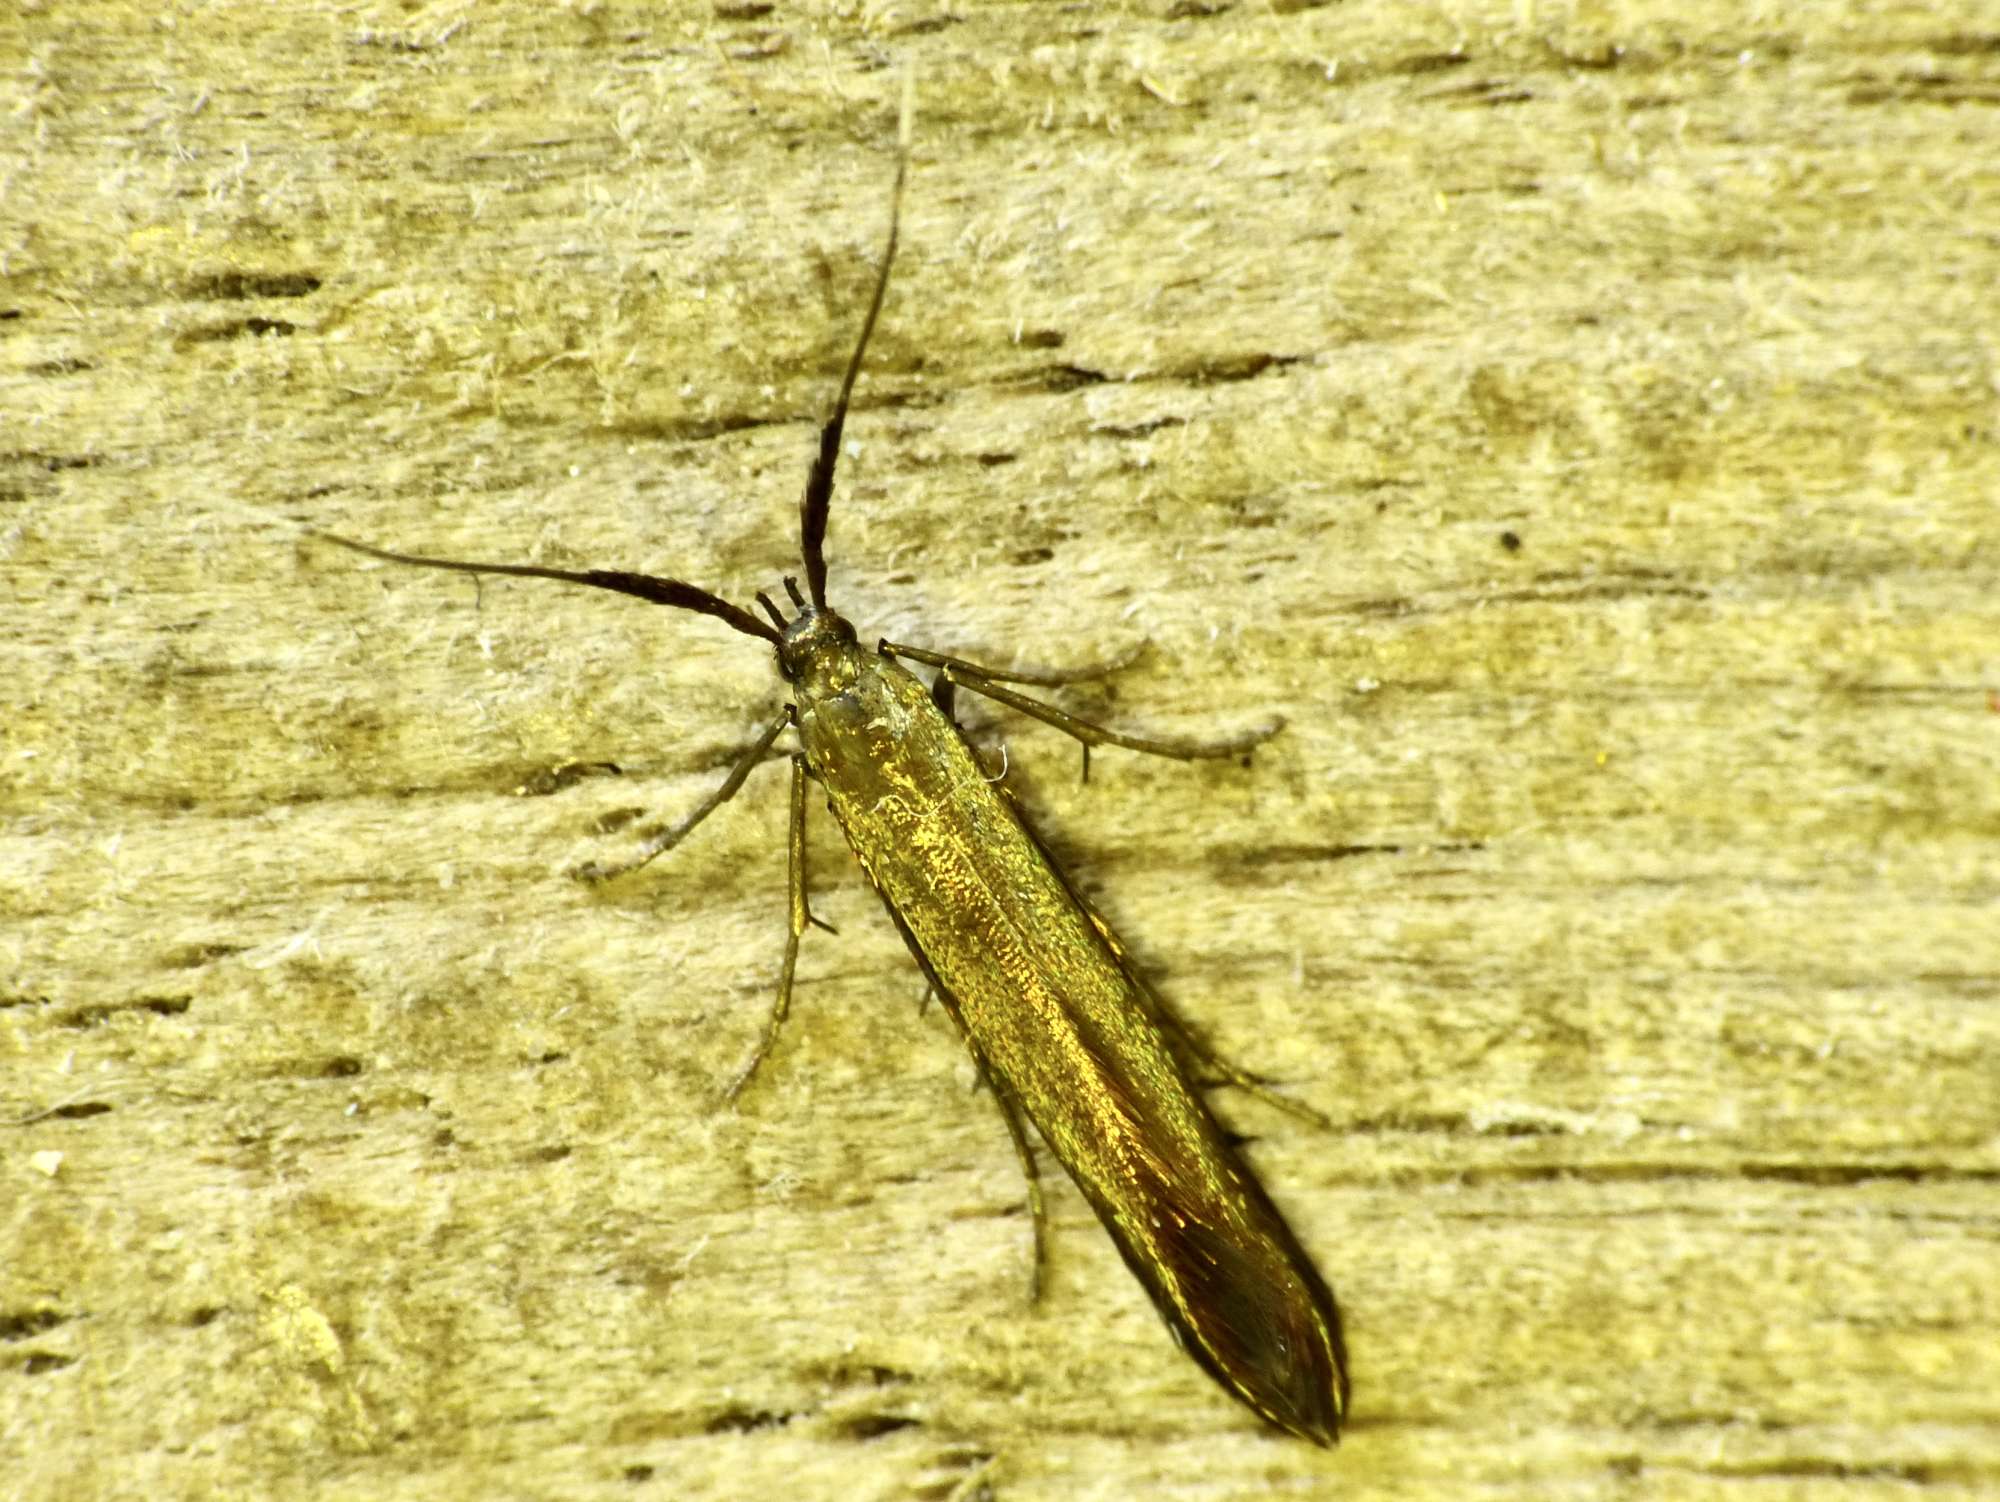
[724,753,814,1102]
[931,664,1013,787]
[873,893,1050,1296]
[573,711,791,884]
[883,642,1278,778]
[1151,997,1331,1130]
[1109,929,1330,1129]
[913,956,1048,1299]
[883,637,1150,687]
[982,1067,1049,1302]
[1060,892,1331,1129]
[957,670,1279,786]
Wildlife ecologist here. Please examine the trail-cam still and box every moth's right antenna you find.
[799,70,912,613]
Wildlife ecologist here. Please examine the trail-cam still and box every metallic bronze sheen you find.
[787,609,1349,1445]
[305,124,1350,1442]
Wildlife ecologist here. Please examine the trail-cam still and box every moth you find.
[307,133,1349,1444]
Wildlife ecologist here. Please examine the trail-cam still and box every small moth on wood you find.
[305,123,1349,1444]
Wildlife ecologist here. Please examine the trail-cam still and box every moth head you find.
[775,602,859,684]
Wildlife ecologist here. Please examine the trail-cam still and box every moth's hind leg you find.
[982,1070,1049,1302]
[1072,899,1330,1130]
[915,956,1050,1302]
[882,640,1280,781]
[1126,954,1330,1130]
[1153,999,1331,1131]
[893,638,1152,689]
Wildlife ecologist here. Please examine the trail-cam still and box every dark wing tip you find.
[1243,1302,1347,1447]
[1135,1210,1350,1447]
[1268,1365,1345,1447]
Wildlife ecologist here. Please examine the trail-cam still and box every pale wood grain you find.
[4,3,1996,1498]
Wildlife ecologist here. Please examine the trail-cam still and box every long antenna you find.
[297,80,916,645]
[307,528,782,646]
[800,71,913,611]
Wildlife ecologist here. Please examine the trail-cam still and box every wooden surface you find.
[4,3,1997,1498]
